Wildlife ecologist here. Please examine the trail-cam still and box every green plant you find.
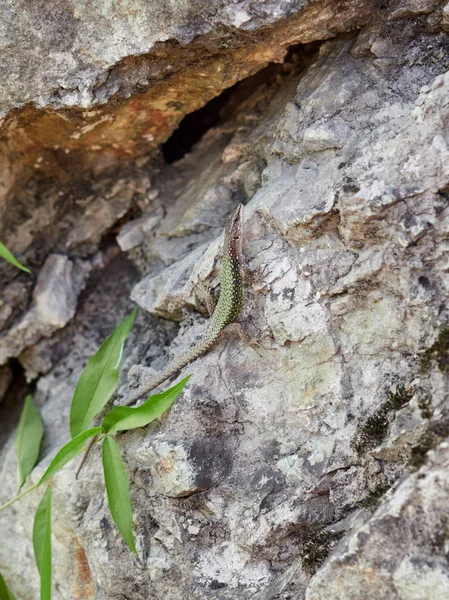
[70,309,136,437]
[38,374,189,553]
[0,242,31,273]
[15,395,44,490]
[0,310,190,598]
[33,487,52,600]
[102,436,136,553]
[0,573,16,600]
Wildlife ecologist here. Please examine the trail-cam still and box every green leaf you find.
[102,436,136,553]
[38,427,104,486]
[0,241,31,273]
[0,573,16,600]
[15,395,44,490]
[33,486,52,600]
[102,376,190,434]
[70,309,136,438]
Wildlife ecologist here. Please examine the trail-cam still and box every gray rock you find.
[1,2,449,600]
[116,218,146,251]
[306,442,449,600]
[0,0,381,115]
[444,2,449,30]
[136,436,233,497]
[0,254,91,365]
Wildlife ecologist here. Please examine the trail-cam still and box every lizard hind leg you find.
[243,262,270,286]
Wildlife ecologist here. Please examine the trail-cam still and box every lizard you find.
[126,202,253,405]
[75,203,256,478]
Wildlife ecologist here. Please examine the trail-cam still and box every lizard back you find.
[204,256,243,339]
[204,202,244,338]
[127,203,245,402]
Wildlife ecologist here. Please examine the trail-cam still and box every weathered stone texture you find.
[0,0,391,285]
[1,1,449,599]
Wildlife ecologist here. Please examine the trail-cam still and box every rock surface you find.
[1,1,449,599]
[0,254,91,365]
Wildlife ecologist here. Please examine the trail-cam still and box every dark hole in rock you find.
[0,358,31,449]
[162,41,317,164]
[418,275,430,288]
[162,86,235,164]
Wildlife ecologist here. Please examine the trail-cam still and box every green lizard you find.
[75,203,253,477]
[127,202,251,404]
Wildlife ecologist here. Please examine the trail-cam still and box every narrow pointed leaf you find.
[38,427,104,486]
[102,376,190,434]
[15,395,44,490]
[70,309,136,437]
[33,486,52,600]
[0,573,16,600]
[0,241,31,273]
[102,436,136,553]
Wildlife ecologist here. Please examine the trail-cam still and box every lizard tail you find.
[126,336,219,404]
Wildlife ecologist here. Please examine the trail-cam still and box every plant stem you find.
[0,482,39,512]
[75,434,99,479]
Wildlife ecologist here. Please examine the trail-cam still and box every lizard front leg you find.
[194,278,217,317]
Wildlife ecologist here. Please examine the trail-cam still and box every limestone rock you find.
[305,442,449,600]
[1,2,449,600]
[0,254,90,365]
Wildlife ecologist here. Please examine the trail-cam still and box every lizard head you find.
[225,203,244,260]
